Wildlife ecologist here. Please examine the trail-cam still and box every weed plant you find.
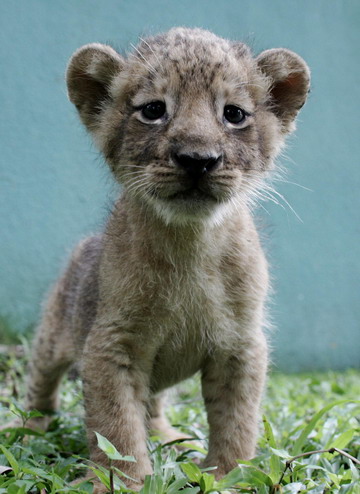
[0,347,359,493]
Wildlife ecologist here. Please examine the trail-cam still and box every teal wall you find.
[1,0,359,371]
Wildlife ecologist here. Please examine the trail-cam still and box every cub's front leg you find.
[201,330,267,478]
[80,326,153,492]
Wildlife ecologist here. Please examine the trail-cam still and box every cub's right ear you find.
[66,43,125,130]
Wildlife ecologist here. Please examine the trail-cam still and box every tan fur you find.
[23,28,310,492]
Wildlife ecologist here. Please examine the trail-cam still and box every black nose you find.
[172,152,222,178]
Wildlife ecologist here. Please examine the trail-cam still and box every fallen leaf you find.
[0,465,13,474]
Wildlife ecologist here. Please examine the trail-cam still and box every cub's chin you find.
[148,188,234,227]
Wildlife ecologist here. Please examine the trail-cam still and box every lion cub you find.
[25,28,309,491]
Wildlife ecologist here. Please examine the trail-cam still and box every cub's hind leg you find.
[24,236,102,430]
[25,278,76,429]
[149,392,195,446]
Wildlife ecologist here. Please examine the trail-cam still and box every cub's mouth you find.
[168,186,217,202]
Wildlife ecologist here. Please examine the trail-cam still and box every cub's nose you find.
[172,152,222,179]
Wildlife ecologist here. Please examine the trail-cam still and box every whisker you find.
[273,177,313,192]
[139,37,162,66]
[130,43,157,74]
[266,188,303,223]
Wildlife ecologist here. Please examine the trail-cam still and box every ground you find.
[0,345,359,493]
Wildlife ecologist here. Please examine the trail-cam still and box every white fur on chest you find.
[148,263,242,390]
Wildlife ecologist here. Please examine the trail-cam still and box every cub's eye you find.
[223,105,247,125]
[141,101,166,120]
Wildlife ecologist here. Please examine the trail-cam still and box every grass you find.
[0,317,24,346]
[0,346,359,493]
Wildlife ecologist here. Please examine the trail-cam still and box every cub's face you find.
[67,28,310,224]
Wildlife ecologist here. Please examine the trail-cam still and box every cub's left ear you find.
[256,48,310,133]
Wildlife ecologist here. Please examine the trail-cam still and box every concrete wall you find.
[1,0,359,371]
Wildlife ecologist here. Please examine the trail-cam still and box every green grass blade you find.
[291,399,360,456]
[95,431,136,462]
[324,428,354,459]
[263,415,281,482]
[214,466,244,489]
[180,462,202,483]
[199,472,214,492]
[165,478,188,494]
[0,445,19,476]
[237,463,273,487]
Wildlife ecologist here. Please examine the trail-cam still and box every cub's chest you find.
[150,259,233,325]
[147,262,252,391]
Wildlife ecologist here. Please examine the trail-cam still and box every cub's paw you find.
[150,417,203,453]
[0,418,23,431]
[0,412,52,433]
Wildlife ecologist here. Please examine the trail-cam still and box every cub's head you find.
[67,27,310,225]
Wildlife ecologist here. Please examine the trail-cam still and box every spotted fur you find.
[24,28,310,492]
